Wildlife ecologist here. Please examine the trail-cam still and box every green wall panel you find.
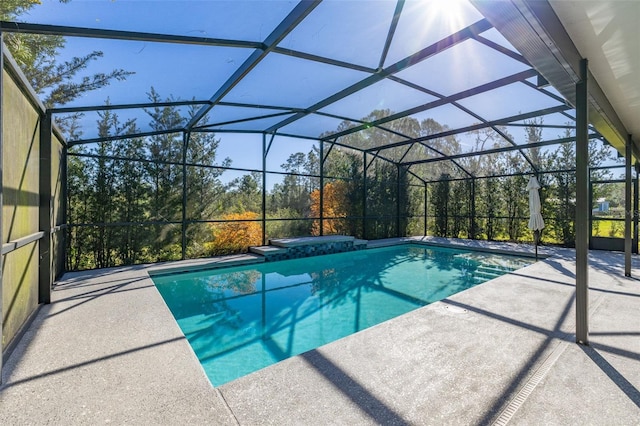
[52,134,64,279]
[2,243,39,348]
[2,68,42,348]
[2,68,40,244]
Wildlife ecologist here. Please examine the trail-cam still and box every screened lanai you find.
[1,0,639,398]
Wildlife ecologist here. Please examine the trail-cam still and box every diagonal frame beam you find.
[0,21,261,49]
[364,104,571,153]
[403,132,598,167]
[378,0,405,70]
[321,68,538,142]
[389,74,540,172]
[265,18,493,133]
[185,0,321,130]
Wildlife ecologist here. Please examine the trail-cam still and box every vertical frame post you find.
[61,144,68,276]
[575,58,590,345]
[424,182,428,237]
[625,135,632,276]
[0,32,5,380]
[589,177,593,249]
[261,134,267,246]
[181,131,189,260]
[362,152,367,239]
[396,164,401,237]
[319,140,324,236]
[634,167,639,254]
[470,178,476,239]
[39,112,53,304]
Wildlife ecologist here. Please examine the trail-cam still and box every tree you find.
[66,144,92,270]
[449,180,468,237]
[482,177,502,240]
[322,147,364,238]
[142,89,185,259]
[497,154,527,242]
[205,212,262,255]
[2,0,133,109]
[309,181,350,235]
[111,132,149,266]
[432,174,450,237]
[87,109,120,267]
[271,152,313,217]
[524,117,546,168]
[225,172,262,214]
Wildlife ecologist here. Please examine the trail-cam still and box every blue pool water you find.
[153,244,534,386]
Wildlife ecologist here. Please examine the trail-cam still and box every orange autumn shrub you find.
[310,181,349,235]
[205,211,262,255]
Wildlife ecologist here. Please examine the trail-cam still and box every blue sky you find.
[16,0,621,182]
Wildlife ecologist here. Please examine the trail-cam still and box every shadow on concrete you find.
[444,292,574,425]
[545,259,576,279]
[53,275,148,290]
[591,331,640,337]
[48,277,150,318]
[446,284,640,423]
[580,345,640,409]
[508,269,640,299]
[58,264,148,284]
[301,349,409,426]
[441,298,564,338]
[590,342,640,362]
[1,336,185,391]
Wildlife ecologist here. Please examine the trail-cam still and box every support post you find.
[470,178,476,239]
[396,164,401,237]
[181,131,189,260]
[39,112,53,304]
[61,144,68,276]
[634,168,639,254]
[319,140,324,236]
[261,134,267,246]
[424,182,428,237]
[0,32,5,380]
[575,58,589,345]
[589,177,597,249]
[362,152,367,239]
[625,135,632,276]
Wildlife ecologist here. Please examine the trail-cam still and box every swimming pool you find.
[153,244,534,386]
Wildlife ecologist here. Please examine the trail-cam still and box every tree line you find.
[4,0,621,271]
[64,102,618,270]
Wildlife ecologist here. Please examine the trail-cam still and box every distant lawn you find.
[592,218,625,238]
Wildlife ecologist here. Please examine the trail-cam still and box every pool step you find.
[270,235,355,248]
[473,265,513,282]
[250,235,369,262]
[354,239,368,249]
[478,265,513,274]
[473,265,515,282]
[249,245,289,262]
[148,253,265,276]
[249,245,288,256]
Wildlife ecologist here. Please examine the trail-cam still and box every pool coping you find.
[1,237,639,424]
[151,236,553,277]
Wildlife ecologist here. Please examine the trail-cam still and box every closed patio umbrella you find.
[527,176,545,259]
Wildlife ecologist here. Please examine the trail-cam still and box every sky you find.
[12,0,623,183]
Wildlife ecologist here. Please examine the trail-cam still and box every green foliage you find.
[66,91,230,269]
[63,104,621,270]
[432,174,450,237]
[449,180,468,238]
[0,0,43,19]
[3,0,132,146]
[481,178,502,240]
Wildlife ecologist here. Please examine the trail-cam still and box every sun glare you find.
[394,0,476,67]
[428,0,470,28]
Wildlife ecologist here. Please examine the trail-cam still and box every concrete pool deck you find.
[1,238,639,424]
